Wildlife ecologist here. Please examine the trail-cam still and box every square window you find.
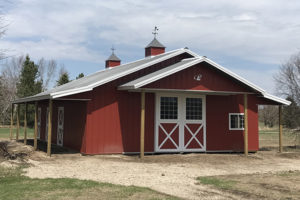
[160,97,178,119]
[229,114,244,130]
[186,98,202,120]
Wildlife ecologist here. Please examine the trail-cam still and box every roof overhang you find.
[119,57,290,105]
[12,95,51,104]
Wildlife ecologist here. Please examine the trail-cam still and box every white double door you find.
[155,93,206,152]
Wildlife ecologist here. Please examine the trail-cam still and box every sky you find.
[1,0,300,94]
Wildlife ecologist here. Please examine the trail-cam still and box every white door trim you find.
[155,92,206,152]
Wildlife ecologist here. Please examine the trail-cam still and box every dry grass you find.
[197,171,300,199]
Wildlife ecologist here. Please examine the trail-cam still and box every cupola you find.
[105,47,121,68]
[145,26,165,57]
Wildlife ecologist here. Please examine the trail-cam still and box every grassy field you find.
[259,126,299,148]
[0,166,178,200]
[197,171,300,199]
[0,127,34,139]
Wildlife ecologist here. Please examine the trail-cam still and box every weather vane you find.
[152,26,159,38]
[111,45,115,54]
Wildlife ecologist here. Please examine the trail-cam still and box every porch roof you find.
[118,57,290,105]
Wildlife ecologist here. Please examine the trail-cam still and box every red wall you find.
[145,47,165,57]
[82,54,191,154]
[142,61,260,152]
[206,94,259,151]
[144,62,254,92]
[38,57,265,154]
[38,100,87,152]
[106,60,121,68]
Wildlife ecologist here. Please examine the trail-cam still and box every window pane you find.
[230,114,244,129]
[239,115,244,129]
[160,97,178,119]
[230,115,238,129]
[186,98,202,120]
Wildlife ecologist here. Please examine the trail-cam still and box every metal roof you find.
[13,48,193,103]
[13,47,290,105]
[119,57,291,105]
[107,52,121,61]
[145,38,165,48]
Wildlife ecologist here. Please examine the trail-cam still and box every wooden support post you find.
[9,104,14,140]
[279,105,283,153]
[34,102,38,150]
[140,91,145,159]
[244,94,248,156]
[24,103,28,145]
[47,99,53,157]
[16,104,20,141]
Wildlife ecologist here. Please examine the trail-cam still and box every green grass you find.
[0,166,178,200]
[197,177,236,190]
[0,127,34,139]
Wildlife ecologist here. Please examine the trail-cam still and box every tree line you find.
[0,55,84,126]
[259,52,300,129]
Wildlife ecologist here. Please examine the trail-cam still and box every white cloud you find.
[1,0,300,91]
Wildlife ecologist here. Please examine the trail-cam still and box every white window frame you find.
[229,113,244,130]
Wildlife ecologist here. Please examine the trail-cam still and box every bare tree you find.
[0,15,7,60]
[258,105,278,128]
[274,52,300,104]
[37,58,57,90]
[0,56,24,124]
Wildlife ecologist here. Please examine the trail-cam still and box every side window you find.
[160,97,178,120]
[229,113,244,130]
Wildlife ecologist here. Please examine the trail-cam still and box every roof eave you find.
[13,94,51,104]
[262,93,291,105]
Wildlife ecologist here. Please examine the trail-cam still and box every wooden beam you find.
[47,99,53,156]
[16,104,20,141]
[34,102,38,150]
[24,103,27,145]
[140,91,145,159]
[279,105,283,153]
[9,104,14,140]
[244,94,248,156]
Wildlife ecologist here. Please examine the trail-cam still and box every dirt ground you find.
[1,139,300,200]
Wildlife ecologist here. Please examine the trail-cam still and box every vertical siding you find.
[83,54,190,154]
[144,62,254,92]
[206,94,258,151]
[38,100,87,152]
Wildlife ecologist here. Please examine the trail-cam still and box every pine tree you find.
[57,72,70,86]
[76,73,84,79]
[16,55,42,127]
[17,55,42,97]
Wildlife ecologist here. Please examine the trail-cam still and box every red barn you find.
[13,37,290,156]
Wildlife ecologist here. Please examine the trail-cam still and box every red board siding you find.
[144,62,254,93]
[84,86,155,154]
[38,100,87,152]
[106,60,121,68]
[145,47,165,57]
[206,94,259,151]
[81,54,193,154]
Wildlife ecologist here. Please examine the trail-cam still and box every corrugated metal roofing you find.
[145,38,165,48]
[13,48,191,103]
